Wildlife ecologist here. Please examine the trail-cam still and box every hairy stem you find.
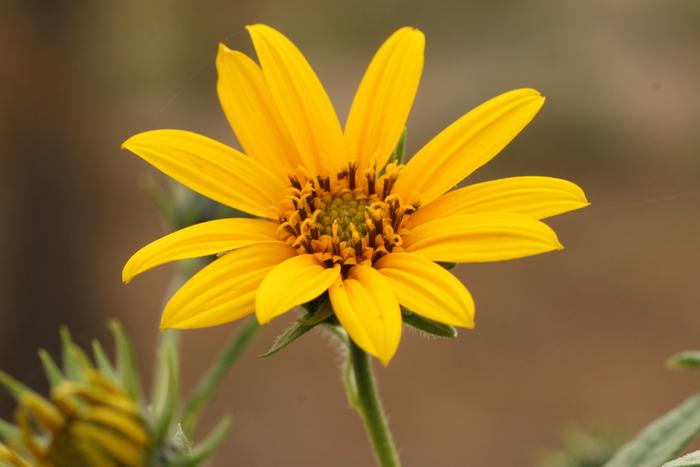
[346,339,401,467]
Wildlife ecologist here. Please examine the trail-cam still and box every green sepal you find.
[151,330,180,444]
[171,423,193,454]
[38,349,64,387]
[261,301,334,358]
[664,451,700,467]
[60,327,89,380]
[604,393,700,467]
[0,371,32,400]
[109,320,144,404]
[181,318,258,437]
[402,309,458,338]
[388,127,407,166]
[0,419,20,445]
[260,306,333,358]
[91,339,117,381]
[438,262,457,270]
[260,320,316,359]
[667,351,700,370]
[297,301,333,326]
[171,417,232,467]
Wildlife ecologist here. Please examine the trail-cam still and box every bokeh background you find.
[2,1,700,465]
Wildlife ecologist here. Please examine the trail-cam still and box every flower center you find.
[317,192,370,241]
[277,162,419,271]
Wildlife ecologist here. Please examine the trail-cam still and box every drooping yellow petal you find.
[81,406,149,445]
[394,88,546,205]
[408,176,589,227]
[71,440,119,467]
[247,24,346,175]
[255,254,340,324]
[329,265,401,365]
[122,218,278,283]
[0,445,28,466]
[161,242,296,329]
[345,27,424,173]
[122,130,284,219]
[403,212,563,263]
[375,253,474,328]
[216,44,302,177]
[69,421,144,467]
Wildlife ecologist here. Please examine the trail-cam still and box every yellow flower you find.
[0,372,149,467]
[1,323,236,467]
[122,25,588,364]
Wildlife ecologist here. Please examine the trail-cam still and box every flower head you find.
[122,25,588,364]
[0,323,232,466]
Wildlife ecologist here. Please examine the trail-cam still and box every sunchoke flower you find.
[0,323,234,467]
[122,25,588,364]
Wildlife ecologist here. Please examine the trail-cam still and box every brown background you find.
[2,1,700,466]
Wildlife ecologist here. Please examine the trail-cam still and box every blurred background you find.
[2,0,700,465]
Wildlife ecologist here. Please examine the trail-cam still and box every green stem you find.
[180,317,259,436]
[347,339,401,467]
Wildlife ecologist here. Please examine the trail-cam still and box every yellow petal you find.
[122,130,284,219]
[329,265,401,365]
[0,445,28,466]
[394,88,545,205]
[69,421,144,467]
[247,24,346,175]
[345,27,424,173]
[403,212,563,263]
[408,176,589,227]
[216,44,302,177]
[72,440,119,467]
[82,406,149,445]
[122,218,278,283]
[162,242,296,329]
[375,253,474,328]
[255,254,340,324]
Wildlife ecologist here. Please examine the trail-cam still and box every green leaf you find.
[171,417,232,467]
[181,318,258,436]
[402,310,458,338]
[260,321,315,359]
[534,425,624,467]
[108,320,143,403]
[604,393,700,467]
[664,450,700,467]
[389,127,407,165]
[667,351,700,370]
[38,349,64,387]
